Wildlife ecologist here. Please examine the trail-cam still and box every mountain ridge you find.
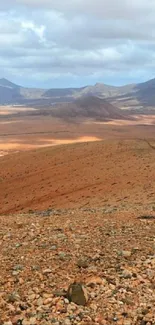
[1,77,155,109]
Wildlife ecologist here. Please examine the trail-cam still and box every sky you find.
[0,0,155,88]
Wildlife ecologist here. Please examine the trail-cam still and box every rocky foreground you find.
[0,207,155,325]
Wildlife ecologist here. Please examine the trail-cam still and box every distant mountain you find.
[49,95,127,121]
[0,78,20,89]
[44,87,86,98]
[138,78,155,90]
[109,78,155,110]
[0,78,21,104]
[44,83,136,100]
[0,78,45,105]
[1,77,155,111]
[135,78,155,106]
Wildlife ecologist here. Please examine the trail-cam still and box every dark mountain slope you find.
[50,95,128,121]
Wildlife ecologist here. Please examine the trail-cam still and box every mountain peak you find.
[95,82,104,86]
[0,78,19,88]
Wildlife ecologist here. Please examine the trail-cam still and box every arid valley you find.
[0,92,155,324]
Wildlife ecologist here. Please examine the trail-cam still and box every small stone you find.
[121,269,133,279]
[31,266,40,271]
[124,321,132,325]
[64,319,71,325]
[13,265,23,271]
[77,258,89,268]
[119,250,132,258]
[22,320,30,325]
[37,297,43,306]
[12,271,20,276]
[67,282,88,306]
[56,300,67,313]
[16,320,23,325]
[42,268,52,274]
[57,233,67,240]
[43,297,53,305]
[51,245,57,250]
[67,303,77,313]
[58,252,67,260]
[28,293,36,301]
[29,317,37,325]
[86,276,104,287]
[15,243,22,248]
[7,292,20,303]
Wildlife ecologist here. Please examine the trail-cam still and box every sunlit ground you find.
[0,113,155,157]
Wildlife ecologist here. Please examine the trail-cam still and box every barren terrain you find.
[0,137,155,215]
[1,112,155,156]
[0,109,155,324]
[0,208,155,325]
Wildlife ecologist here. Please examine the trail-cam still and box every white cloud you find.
[21,21,45,42]
[0,0,155,86]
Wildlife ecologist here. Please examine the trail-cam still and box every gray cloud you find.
[4,0,154,19]
[0,0,155,87]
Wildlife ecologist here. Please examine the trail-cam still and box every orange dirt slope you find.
[0,139,155,214]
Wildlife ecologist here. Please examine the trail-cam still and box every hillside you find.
[49,96,127,121]
[135,78,155,106]
[0,139,155,214]
[0,139,155,324]
[0,85,22,104]
[0,78,44,105]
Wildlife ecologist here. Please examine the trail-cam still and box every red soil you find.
[0,139,155,215]
[1,115,155,155]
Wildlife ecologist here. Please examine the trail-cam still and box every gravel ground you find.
[0,207,155,325]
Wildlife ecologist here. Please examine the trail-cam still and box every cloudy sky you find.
[0,0,155,88]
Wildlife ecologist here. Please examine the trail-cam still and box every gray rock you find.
[77,258,89,268]
[58,252,67,260]
[7,292,20,303]
[13,265,23,271]
[67,282,88,306]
